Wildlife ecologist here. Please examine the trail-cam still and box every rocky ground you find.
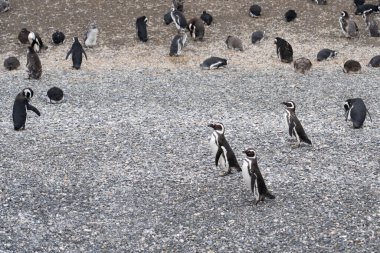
[0,0,379,252]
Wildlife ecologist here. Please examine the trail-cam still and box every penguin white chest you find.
[209,132,219,156]
[241,160,252,191]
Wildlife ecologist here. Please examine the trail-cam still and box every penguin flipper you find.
[26,103,41,116]
[82,49,88,60]
[215,147,223,167]
[65,49,72,60]
[366,109,373,122]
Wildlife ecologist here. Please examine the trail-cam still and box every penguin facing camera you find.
[66,37,87,70]
[208,122,241,176]
[344,98,372,128]
[241,148,275,205]
[12,88,41,131]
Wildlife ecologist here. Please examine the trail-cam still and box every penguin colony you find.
[1,0,376,206]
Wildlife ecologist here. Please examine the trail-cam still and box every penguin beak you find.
[207,123,214,128]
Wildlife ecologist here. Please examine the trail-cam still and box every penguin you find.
[249,4,262,17]
[251,31,265,44]
[170,7,187,30]
[52,30,65,44]
[0,0,10,12]
[66,37,87,70]
[355,4,379,15]
[282,101,312,148]
[187,17,205,41]
[339,11,359,38]
[285,9,297,22]
[12,88,41,131]
[241,148,275,205]
[367,55,380,67]
[208,122,241,176]
[84,22,98,48]
[354,0,365,6]
[164,11,173,25]
[136,16,148,42]
[18,28,30,44]
[313,0,327,4]
[4,56,20,70]
[225,36,243,51]
[200,10,213,26]
[28,32,47,52]
[47,87,64,104]
[172,0,184,12]
[362,9,380,37]
[343,60,361,73]
[317,48,338,61]
[274,37,293,63]
[169,31,187,56]
[200,57,227,70]
[293,57,312,74]
[344,98,372,128]
[26,44,42,79]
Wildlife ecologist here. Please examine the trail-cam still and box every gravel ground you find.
[1,0,380,252]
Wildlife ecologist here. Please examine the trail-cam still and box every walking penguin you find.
[12,88,40,130]
[66,37,87,70]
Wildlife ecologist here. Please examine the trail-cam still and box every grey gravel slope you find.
[0,68,379,252]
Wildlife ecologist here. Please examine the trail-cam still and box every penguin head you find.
[344,101,351,112]
[208,122,225,134]
[22,88,34,100]
[282,101,296,111]
[362,9,373,19]
[243,148,256,159]
[73,37,79,43]
[341,11,349,19]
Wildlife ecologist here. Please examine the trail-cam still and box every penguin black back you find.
[4,56,20,70]
[164,11,173,25]
[249,4,262,17]
[274,37,293,63]
[47,87,64,104]
[368,55,380,67]
[136,16,148,42]
[344,98,372,128]
[317,48,337,61]
[12,88,41,131]
[200,10,213,25]
[285,10,297,22]
[66,37,87,70]
[52,30,65,44]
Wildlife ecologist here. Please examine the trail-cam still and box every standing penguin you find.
[200,11,213,26]
[317,48,338,61]
[362,9,380,37]
[282,101,312,148]
[26,44,42,79]
[84,22,98,48]
[47,87,64,104]
[12,88,41,131]
[339,11,359,38]
[226,36,244,51]
[170,7,187,31]
[208,122,241,176]
[187,17,205,41]
[136,16,148,42]
[169,31,187,56]
[242,148,275,205]
[66,37,87,70]
[344,98,372,128]
[274,37,293,63]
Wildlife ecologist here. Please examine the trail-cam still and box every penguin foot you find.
[219,170,232,177]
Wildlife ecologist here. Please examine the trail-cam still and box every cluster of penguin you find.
[208,98,371,205]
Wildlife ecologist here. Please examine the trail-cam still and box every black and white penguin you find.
[282,101,312,148]
[169,31,187,56]
[251,31,265,44]
[344,98,372,128]
[226,36,244,51]
[274,37,293,63]
[208,122,241,176]
[187,17,205,41]
[18,28,30,44]
[343,60,361,73]
[367,55,380,67]
[285,9,297,22]
[170,7,187,30]
[249,4,262,17]
[172,0,184,12]
[0,0,10,12]
[200,57,227,70]
[47,87,64,104]
[241,148,275,205]
[362,9,380,37]
[164,11,173,25]
[339,11,359,38]
[4,56,20,70]
[136,16,148,42]
[84,22,98,48]
[293,57,312,74]
[28,32,47,52]
[12,88,41,131]
[355,4,379,15]
[354,0,365,7]
[26,44,42,79]
[66,37,87,70]
[52,30,65,44]
[317,48,338,61]
[313,0,327,5]
[200,10,213,26]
